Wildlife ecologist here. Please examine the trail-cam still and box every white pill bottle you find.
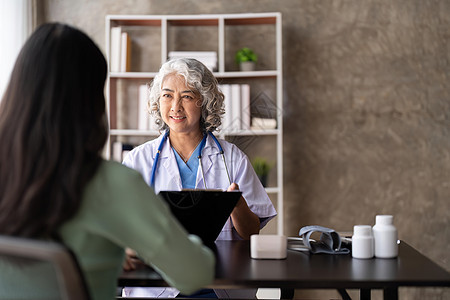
[372,215,398,258]
[352,225,374,259]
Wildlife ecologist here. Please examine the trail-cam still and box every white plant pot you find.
[239,61,255,71]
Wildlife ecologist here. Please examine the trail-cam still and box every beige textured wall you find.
[40,0,449,299]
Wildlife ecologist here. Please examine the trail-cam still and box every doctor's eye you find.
[161,94,172,101]
[182,95,194,101]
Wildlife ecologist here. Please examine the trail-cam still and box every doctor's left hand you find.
[227,183,260,239]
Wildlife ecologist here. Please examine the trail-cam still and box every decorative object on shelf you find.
[251,117,277,130]
[251,157,272,187]
[168,51,217,71]
[235,47,257,71]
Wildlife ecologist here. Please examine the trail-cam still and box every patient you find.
[0,23,214,300]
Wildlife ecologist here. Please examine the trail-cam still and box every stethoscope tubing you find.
[150,130,231,189]
[150,130,169,188]
[207,132,232,187]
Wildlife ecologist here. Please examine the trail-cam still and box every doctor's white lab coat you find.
[123,132,277,240]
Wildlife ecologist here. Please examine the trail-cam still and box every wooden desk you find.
[118,240,450,300]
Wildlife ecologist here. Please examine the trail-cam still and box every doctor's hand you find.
[227,182,240,192]
[228,183,260,240]
[123,248,141,271]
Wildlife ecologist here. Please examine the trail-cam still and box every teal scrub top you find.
[172,142,202,189]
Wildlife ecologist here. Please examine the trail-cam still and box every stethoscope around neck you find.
[150,130,232,189]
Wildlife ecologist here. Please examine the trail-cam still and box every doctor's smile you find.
[170,115,187,123]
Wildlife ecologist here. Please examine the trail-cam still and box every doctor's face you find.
[159,74,202,135]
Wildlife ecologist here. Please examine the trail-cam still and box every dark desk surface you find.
[119,240,450,291]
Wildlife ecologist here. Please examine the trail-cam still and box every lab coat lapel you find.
[159,136,183,190]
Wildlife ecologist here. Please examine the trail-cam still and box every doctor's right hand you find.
[227,182,240,191]
[123,247,140,271]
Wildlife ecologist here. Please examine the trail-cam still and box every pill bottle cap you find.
[353,225,372,236]
[375,215,393,225]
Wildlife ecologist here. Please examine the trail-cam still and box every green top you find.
[59,160,215,300]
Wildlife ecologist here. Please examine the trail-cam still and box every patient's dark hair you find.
[0,23,108,238]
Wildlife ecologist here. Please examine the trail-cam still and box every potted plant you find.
[235,47,258,71]
[251,157,272,187]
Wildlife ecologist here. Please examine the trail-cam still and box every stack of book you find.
[137,84,158,131]
[168,51,217,71]
[219,84,278,132]
[219,84,251,132]
[110,27,131,72]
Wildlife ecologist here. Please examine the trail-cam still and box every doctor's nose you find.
[171,97,183,111]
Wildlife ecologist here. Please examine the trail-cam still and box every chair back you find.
[0,235,90,300]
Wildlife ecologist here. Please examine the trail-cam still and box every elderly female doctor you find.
[123,58,277,242]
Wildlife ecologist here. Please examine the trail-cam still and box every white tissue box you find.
[250,235,287,259]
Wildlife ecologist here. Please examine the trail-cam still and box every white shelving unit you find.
[105,13,283,235]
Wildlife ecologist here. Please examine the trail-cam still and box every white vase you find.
[239,61,255,71]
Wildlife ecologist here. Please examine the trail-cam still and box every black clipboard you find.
[159,190,241,244]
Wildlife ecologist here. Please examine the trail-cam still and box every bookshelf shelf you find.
[109,72,159,79]
[110,129,160,136]
[109,70,279,80]
[265,187,279,194]
[106,12,283,235]
[215,71,279,78]
[110,129,280,137]
[221,129,280,136]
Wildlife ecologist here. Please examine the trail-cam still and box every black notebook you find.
[159,190,241,244]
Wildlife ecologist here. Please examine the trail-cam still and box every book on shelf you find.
[219,84,231,132]
[120,31,131,72]
[112,142,134,162]
[112,141,122,162]
[110,27,131,72]
[138,85,149,131]
[138,84,158,131]
[168,51,217,72]
[218,84,252,133]
[241,84,251,130]
[251,117,277,130]
[110,27,122,72]
[230,84,241,132]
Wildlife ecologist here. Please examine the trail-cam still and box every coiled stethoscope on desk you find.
[150,130,232,189]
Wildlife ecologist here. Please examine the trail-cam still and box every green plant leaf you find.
[235,47,258,64]
[251,157,272,176]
